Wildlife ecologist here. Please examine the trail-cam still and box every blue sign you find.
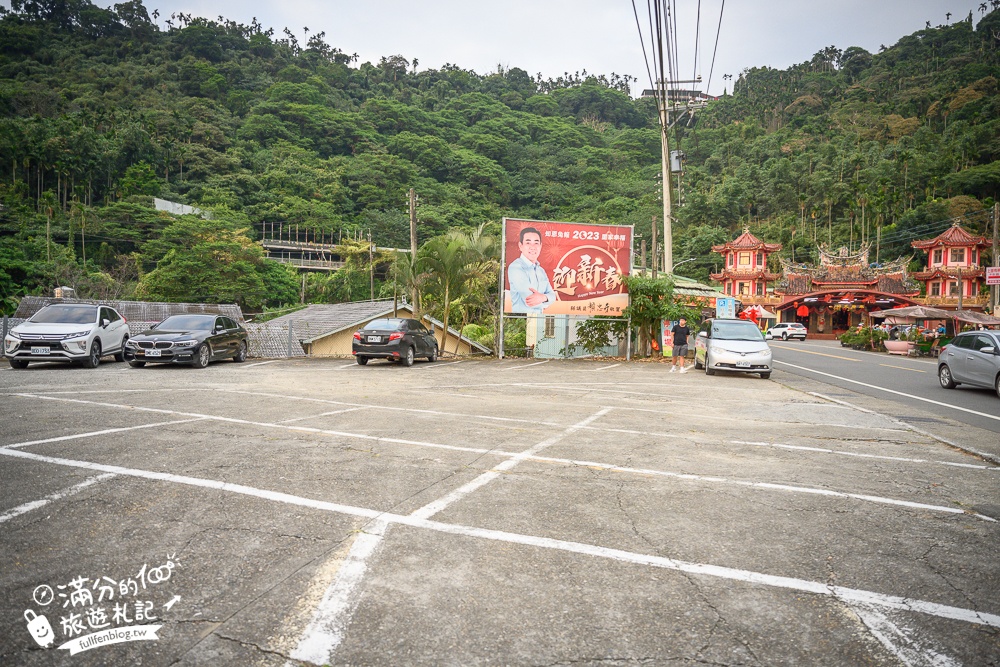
[716,297,736,319]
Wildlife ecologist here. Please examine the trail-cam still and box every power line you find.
[692,0,702,85]
[705,0,726,94]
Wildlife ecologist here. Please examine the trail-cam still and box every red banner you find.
[502,218,632,316]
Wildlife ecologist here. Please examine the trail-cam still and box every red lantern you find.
[796,305,810,317]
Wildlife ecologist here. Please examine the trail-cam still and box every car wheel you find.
[114,337,128,362]
[705,353,716,376]
[81,340,101,369]
[9,358,28,369]
[128,360,145,368]
[233,340,248,363]
[694,355,703,370]
[760,372,771,379]
[995,374,1000,400]
[938,365,956,389]
[356,355,369,366]
[402,346,414,367]
[781,332,788,341]
[192,344,211,369]
[427,345,437,362]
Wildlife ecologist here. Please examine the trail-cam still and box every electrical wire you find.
[692,0,701,85]
[705,0,726,94]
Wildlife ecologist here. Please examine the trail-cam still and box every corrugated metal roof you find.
[264,300,492,354]
[14,297,244,322]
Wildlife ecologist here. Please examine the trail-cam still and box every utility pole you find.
[993,201,999,314]
[656,78,702,274]
[658,99,673,275]
[651,216,658,280]
[409,188,419,311]
[368,230,374,301]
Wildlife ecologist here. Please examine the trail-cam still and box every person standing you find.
[669,317,691,373]
[507,227,556,313]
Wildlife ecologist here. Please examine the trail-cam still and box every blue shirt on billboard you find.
[507,256,556,313]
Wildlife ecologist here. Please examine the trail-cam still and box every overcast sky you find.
[7,1,987,96]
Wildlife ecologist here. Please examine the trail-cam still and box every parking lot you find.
[2,357,999,666]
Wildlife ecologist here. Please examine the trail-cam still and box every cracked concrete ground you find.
[0,357,998,666]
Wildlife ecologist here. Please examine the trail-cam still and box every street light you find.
[672,257,696,272]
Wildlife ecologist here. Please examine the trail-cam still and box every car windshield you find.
[364,319,403,330]
[156,315,214,330]
[29,305,98,324]
[712,321,764,341]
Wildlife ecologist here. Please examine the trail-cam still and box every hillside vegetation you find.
[1,1,998,317]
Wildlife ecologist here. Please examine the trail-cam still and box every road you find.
[2,356,999,666]
[770,339,1000,436]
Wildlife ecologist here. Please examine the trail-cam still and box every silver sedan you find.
[694,318,772,379]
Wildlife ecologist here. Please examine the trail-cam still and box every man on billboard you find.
[507,227,556,313]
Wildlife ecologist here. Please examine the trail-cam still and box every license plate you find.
[367,336,382,343]
[146,349,162,357]
[735,360,751,368]
[30,346,50,355]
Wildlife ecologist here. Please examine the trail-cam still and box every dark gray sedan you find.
[938,330,1000,398]
[352,318,438,367]
[126,314,248,368]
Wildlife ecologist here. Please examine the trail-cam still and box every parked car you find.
[694,318,772,379]
[352,318,438,367]
[937,331,1000,398]
[3,303,129,369]
[126,314,247,368]
[765,322,807,341]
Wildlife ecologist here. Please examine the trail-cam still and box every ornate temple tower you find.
[710,229,782,301]
[911,223,990,309]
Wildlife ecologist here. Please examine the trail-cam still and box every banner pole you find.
[498,218,507,359]
[626,315,631,361]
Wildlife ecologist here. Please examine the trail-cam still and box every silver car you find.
[3,303,129,369]
[694,318,772,379]
[938,331,1000,398]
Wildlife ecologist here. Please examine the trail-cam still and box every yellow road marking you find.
[879,363,926,373]
[771,345,859,362]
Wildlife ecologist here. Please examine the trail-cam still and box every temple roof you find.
[711,228,782,253]
[911,223,989,250]
[912,267,986,280]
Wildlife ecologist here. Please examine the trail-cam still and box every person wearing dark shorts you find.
[670,318,690,373]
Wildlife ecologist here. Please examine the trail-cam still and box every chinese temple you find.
[911,223,991,309]
[773,246,919,334]
[709,229,783,298]
[710,230,921,336]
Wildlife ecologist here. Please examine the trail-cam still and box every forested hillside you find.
[1,1,998,317]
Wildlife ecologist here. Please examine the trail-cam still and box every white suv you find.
[766,322,807,341]
[4,303,129,369]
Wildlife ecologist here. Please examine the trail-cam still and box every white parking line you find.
[501,360,549,371]
[419,361,464,369]
[774,360,1000,423]
[0,473,116,524]
[729,440,999,471]
[410,408,612,521]
[2,446,997,631]
[292,407,614,664]
[595,364,621,370]
[277,408,368,424]
[243,360,282,368]
[1,418,208,450]
[9,393,988,520]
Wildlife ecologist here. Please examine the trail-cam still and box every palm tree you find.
[392,251,429,320]
[419,232,470,353]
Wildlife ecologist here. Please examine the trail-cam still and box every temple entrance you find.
[832,309,849,333]
[776,290,920,337]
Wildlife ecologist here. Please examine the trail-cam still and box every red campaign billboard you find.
[502,218,632,316]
